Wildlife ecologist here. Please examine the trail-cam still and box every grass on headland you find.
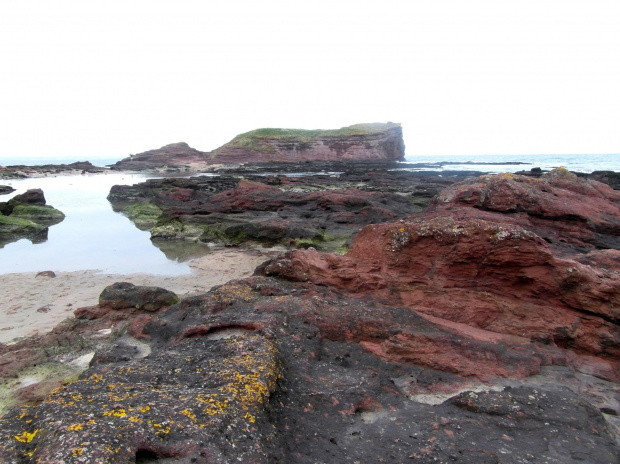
[222,123,400,153]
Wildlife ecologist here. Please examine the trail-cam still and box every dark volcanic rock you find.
[1,276,618,463]
[0,188,65,247]
[0,185,15,195]
[99,282,179,312]
[107,162,470,252]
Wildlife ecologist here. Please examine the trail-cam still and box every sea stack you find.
[110,122,406,171]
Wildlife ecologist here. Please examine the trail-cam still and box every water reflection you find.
[0,173,211,275]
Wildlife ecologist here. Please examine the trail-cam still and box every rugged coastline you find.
[0,159,618,462]
[0,125,619,462]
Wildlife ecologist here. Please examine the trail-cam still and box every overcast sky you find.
[1,0,618,160]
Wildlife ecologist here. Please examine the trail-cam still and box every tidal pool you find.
[0,172,209,275]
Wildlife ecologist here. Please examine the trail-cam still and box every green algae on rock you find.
[10,204,65,224]
[121,203,163,230]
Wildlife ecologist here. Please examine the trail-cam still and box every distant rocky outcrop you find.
[109,142,208,172]
[207,122,405,164]
[0,189,65,247]
[110,123,405,171]
[0,161,103,179]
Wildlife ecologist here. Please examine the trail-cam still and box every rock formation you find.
[207,122,405,164]
[110,123,406,171]
[108,142,208,172]
[1,169,619,462]
[0,189,65,248]
[0,161,103,179]
[107,161,468,253]
[428,169,620,253]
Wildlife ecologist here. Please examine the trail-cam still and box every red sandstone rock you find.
[428,169,620,252]
[209,123,405,164]
[110,123,405,171]
[262,214,620,370]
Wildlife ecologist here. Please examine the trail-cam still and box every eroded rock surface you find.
[1,170,619,463]
[107,162,466,252]
[1,276,618,463]
[428,169,620,253]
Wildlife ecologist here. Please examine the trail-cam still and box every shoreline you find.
[0,248,271,344]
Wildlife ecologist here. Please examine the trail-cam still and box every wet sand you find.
[0,249,271,344]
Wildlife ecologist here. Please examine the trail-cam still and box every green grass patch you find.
[222,123,399,153]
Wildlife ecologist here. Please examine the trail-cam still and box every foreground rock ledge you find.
[1,275,618,463]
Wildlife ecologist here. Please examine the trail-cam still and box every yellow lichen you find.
[68,423,83,431]
[103,408,127,418]
[14,429,38,443]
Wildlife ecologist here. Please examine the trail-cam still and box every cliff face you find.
[110,123,406,171]
[208,122,405,164]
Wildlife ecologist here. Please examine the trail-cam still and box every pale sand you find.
[0,249,272,344]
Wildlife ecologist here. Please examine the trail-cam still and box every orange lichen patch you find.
[14,429,39,443]
[0,333,282,462]
[212,282,256,303]
[103,409,127,418]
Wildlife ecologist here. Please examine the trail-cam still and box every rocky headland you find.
[0,189,65,248]
[0,164,619,463]
[109,123,406,172]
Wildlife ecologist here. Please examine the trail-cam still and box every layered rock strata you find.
[207,122,405,164]
[110,123,405,171]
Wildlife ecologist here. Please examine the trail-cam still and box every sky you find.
[0,0,618,161]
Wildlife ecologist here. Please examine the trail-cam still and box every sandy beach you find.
[0,248,271,344]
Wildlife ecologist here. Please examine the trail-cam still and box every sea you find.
[401,153,620,174]
[0,153,618,275]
